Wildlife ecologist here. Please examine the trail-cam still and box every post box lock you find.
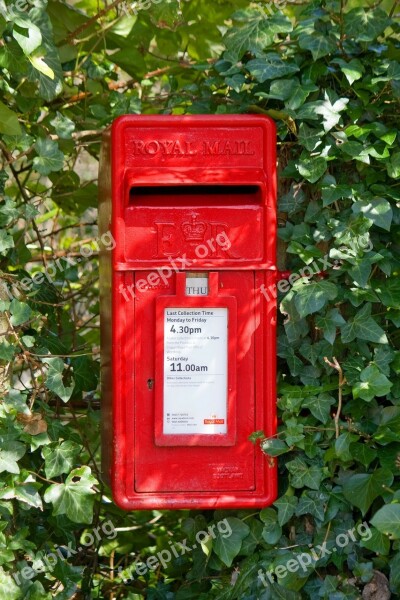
[99,115,278,510]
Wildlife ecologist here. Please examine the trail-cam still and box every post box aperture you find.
[99,115,278,509]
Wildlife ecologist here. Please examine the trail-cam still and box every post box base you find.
[111,488,278,511]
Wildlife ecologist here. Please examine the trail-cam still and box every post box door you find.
[134,271,256,493]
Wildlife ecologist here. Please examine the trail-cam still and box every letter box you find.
[99,115,278,509]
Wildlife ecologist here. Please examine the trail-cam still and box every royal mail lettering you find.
[131,139,255,157]
[202,140,254,156]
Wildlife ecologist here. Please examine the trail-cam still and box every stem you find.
[64,0,126,44]
[390,0,400,18]
[324,357,346,438]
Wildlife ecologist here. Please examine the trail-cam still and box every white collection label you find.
[163,307,228,434]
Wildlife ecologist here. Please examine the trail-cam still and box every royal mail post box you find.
[99,115,278,509]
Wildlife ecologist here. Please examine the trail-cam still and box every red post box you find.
[99,115,278,509]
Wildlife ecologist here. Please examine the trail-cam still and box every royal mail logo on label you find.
[131,139,255,157]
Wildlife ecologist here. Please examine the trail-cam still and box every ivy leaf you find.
[0,170,8,194]
[261,510,282,544]
[33,138,64,175]
[0,341,16,361]
[273,496,298,526]
[247,53,299,82]
[340,141,369,161]
[286,457,325,490]
[248,430,265,444]
[375,407,400,444]
[267,78,318,110]
[360,527,390,555]
[374,346,394,376]
[42,440,81,479]
[0,230,15,255]
[0,101,21,135]
[322,182,352,207]
[350,443,377,468]
[279,183,306,214]
[43,466,97,524]
[294,280,338,318]
[266,78,294,100]
[345,8,391,42]
[284,418,304,445]
[315,309,346,345]
[285,78,318,110]
[0,567,21,599]
[225,9,293,62]
[352,364,392,402]
[390,552,400,592]
[27,10,63,101]
[0,197,18,226]
[341,303,388,344]
[348,260,372,288]
[9,298,31,326]
[371,504,400,539]
[376,278,400,308]
[372,60,400,85]
[71,356,99,393]
[315,92,349,132]
[0,440,26,474]
[335,432,359,461]
[261,437,290,456]
[240,519,264,556]
[262,522,282,545]
[223,15,274,62]
[343,469,393,515]
[50,111,75,139]
[296,490,329,522]
[353,198,393,231]
[303,393,335,423]
[0,479,43,509]
[334,58,365,85]
[43,357,74,402]
[298,32,336,60]
[29,55,54,80]
[21,335,35,348]
[213,517,250,567]
[387,152,400,179]
[298,123,323,152]
[12,17,42,55]
[296,156,327,183]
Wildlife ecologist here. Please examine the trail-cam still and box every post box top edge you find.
[110,113,276,137]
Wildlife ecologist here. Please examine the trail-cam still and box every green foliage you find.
[0,0,400,597]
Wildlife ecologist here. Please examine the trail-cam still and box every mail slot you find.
[99,115,278,509]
